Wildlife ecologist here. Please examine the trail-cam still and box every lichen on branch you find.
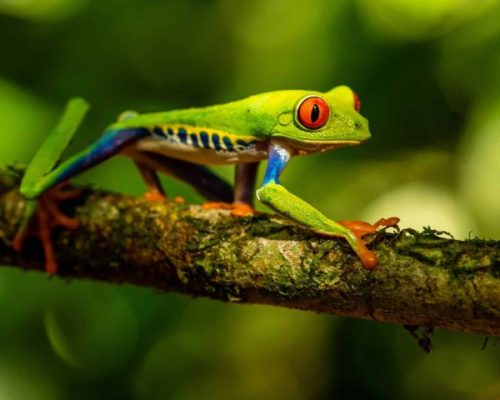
[0,166,499,336]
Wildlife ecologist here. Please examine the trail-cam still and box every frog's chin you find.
[274,138,363,155]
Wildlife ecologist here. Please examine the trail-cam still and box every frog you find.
[13,86,398,274]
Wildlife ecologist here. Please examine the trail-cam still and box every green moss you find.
[2,166,500,336]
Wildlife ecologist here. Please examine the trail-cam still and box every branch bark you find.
[0,166,499,336]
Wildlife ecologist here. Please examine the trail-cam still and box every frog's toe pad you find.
[14,182,82,275]
[373,216,400,228]
[144,191,166,203]
[202,201,258,217]
[231,203,258,217]
[340,216,400,238]
[339,217,399,270]
[359,249,378,270]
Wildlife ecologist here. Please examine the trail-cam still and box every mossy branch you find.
[1,166,499,336]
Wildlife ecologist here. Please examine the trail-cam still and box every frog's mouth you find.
[276,138,362,154]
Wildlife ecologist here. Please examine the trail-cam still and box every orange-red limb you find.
[13,182,82,274]
[339,217,400,269]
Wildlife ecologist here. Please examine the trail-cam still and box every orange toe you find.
[231,203,258,217]
[44,200,79,230]
[174,196,185,204]
[357,245,378,270]
[340,216,400,239]
[202,201,233,210]
[339,220,377,238]
[340,216,399,270]
[202,201,257,217]
[13,181,83,274]
[373,216,400,228]
[144,191,166,202]
[37,206,58,275]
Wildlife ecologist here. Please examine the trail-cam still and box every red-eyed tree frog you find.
[13,86,398,274]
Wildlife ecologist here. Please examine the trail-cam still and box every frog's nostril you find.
[354,121,362,129]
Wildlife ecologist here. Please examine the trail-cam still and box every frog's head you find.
[264,86,370,153]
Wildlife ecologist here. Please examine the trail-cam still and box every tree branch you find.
[1,166,499,336]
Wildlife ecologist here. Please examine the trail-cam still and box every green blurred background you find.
[1,0,499,398]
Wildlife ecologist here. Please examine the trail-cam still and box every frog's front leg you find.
[127,151,234,204]
[256,143,397,269]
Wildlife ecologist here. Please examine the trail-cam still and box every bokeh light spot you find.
[44,288,137,378]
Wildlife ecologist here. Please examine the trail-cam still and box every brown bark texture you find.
[0,166,499,336]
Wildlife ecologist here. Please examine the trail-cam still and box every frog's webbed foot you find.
[202,201,259,217]
[13,182,82,275]
[339,217,400,237]
[339,217,400,269]
[143,190,167,203]
[142,189,185,204]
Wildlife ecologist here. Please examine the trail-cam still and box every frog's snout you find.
[353,117,370,141]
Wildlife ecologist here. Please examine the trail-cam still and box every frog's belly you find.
[126,137,268,165]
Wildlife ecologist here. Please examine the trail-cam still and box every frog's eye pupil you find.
[297,96,330,130]
[311,104,320,122]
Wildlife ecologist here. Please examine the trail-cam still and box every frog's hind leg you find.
[16,99,151,274]
[13,182,83,274]
[129,151,234,204]
[203,162,260,217]
[134,162,166,202]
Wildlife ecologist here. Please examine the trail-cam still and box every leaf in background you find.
[0,0,87,21]
[0,78,54,163]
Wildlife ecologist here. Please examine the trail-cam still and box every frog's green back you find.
[110,86,370,145]
[110,93,278,139]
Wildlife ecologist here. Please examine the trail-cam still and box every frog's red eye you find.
[297,96,330,130]
[353,92,361,112]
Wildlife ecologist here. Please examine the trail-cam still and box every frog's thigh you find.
[130,151,234,202]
